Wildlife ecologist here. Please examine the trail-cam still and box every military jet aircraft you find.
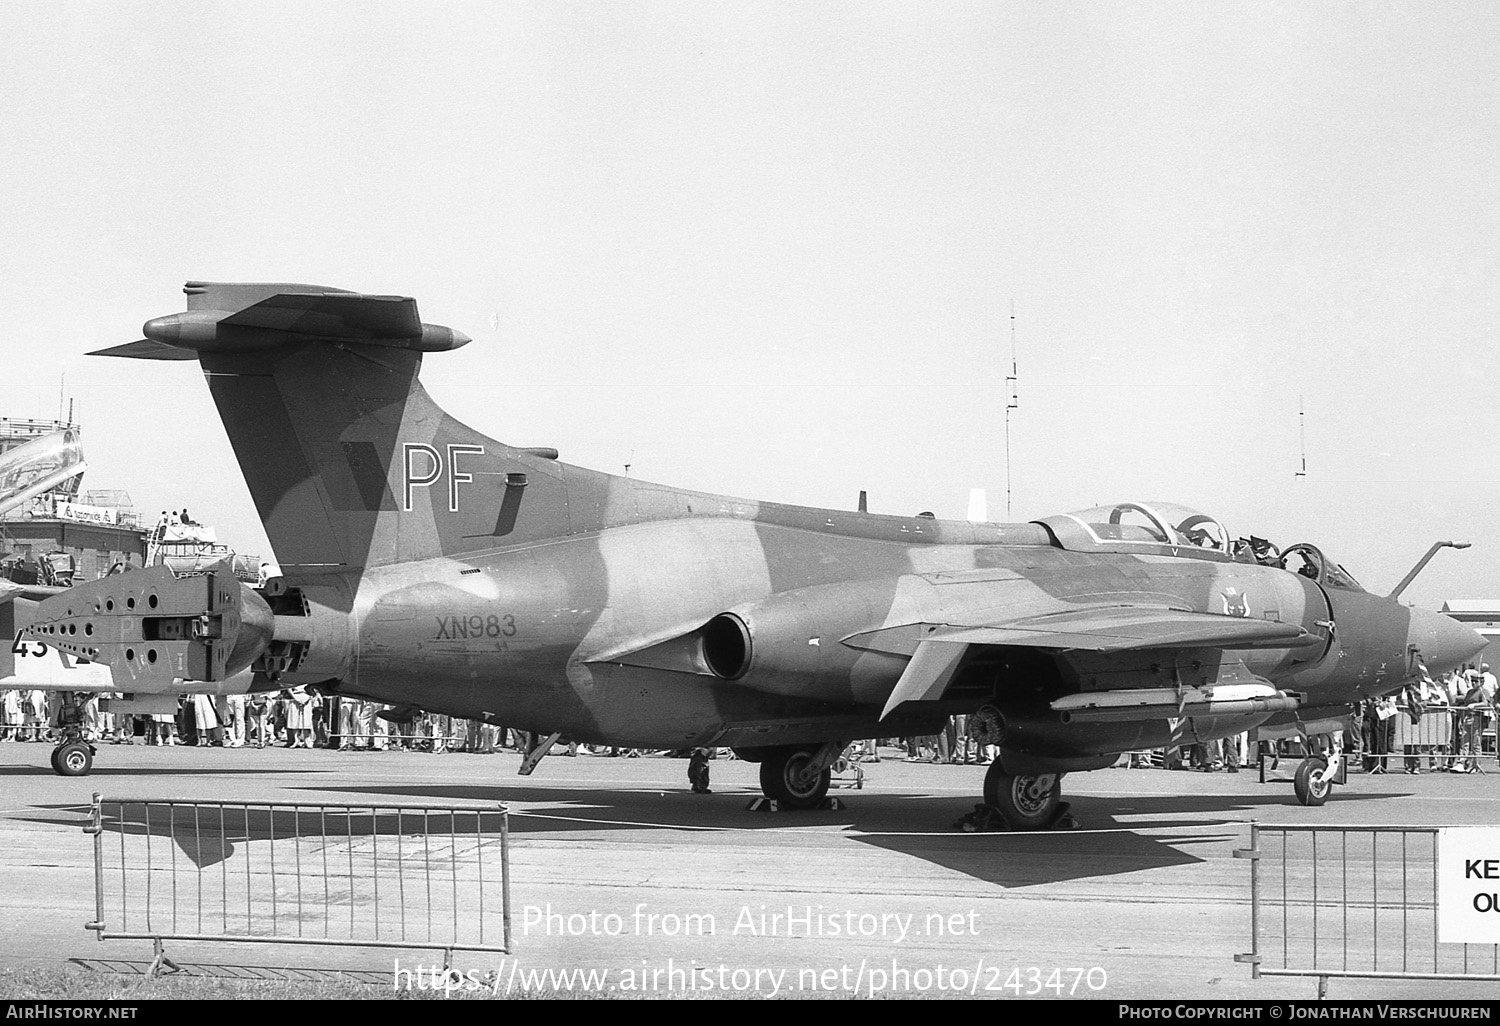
[19,282,1483,829]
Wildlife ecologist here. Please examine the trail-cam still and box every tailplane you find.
[94,282,569,572]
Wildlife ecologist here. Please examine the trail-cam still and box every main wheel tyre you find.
[984,761,1061,830]
[1294,757,1331,806]
[53,742,93,777]
[759,748,831,809]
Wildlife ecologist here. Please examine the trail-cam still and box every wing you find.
[844,605,1319,657]
[844,606,1321,720]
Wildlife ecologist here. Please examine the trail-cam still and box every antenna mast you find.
[1295,397,1307,478]
[1004,301,1019,518]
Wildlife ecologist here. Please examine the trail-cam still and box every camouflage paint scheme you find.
[29,283,1482,807]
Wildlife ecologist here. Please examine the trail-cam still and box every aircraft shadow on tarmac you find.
[15,785,1414,887]
[296,782,1393,888]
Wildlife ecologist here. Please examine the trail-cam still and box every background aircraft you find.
[0,427,87,524]
[20,281,1482,828]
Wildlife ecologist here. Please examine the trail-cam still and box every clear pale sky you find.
[1,3,1495,610]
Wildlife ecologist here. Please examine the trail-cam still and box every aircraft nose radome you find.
[1407,607,1486,674]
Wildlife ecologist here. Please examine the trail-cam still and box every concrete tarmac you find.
[2,740,1499,1000]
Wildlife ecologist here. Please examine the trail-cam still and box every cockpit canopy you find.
[1042,501,1234,553]
[1279,543,1364,592]
[1035,500,1366,592]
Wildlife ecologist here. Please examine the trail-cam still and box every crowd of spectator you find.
[0,689,515,753]
[1357,663,1495,774]
[2,667,1494,773]
[1120,662,1498,775]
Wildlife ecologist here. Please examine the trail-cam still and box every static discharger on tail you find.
[13,281,1484,828]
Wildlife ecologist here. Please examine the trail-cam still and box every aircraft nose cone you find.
[1408,607,1486,674]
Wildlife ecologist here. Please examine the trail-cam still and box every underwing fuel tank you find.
[21,565,273,688]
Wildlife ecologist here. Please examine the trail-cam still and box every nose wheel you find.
[1294,757,1333,806]
[983,762,1062,830]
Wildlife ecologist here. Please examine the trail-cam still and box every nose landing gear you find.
[1294,756,1334,806]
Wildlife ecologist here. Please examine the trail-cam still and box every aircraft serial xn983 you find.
[21,282,1483,828]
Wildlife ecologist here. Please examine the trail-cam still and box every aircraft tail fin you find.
[93,282,569,573]
[92,281,472,357]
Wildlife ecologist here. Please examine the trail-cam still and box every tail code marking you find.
[403,443,486,512]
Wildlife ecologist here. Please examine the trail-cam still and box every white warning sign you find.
[1438,826,1500,944]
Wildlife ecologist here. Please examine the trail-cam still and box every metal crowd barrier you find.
[84,794,512,974]
[329,732,470,749]
[1236,823,1500,998]
[1374,704,1494,771]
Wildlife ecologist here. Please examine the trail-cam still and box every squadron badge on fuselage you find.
[1221,587,1249,617]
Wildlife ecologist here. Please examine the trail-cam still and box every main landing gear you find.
[741,740,1078,828]
[983,763,1062,830]
[759,747,832,809]
[961,762,1079,832]
[741,742,845,810]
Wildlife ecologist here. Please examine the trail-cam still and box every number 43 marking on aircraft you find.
[11,632,48,658]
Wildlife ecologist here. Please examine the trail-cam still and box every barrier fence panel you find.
[84,794,511,973]
[1382,705,1493,772]
[1236,823,1500,998]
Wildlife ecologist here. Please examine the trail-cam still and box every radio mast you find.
[1295,398,1307,478]
[1004,301,1020,518]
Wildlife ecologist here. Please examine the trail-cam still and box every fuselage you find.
[273,495,1470,750]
